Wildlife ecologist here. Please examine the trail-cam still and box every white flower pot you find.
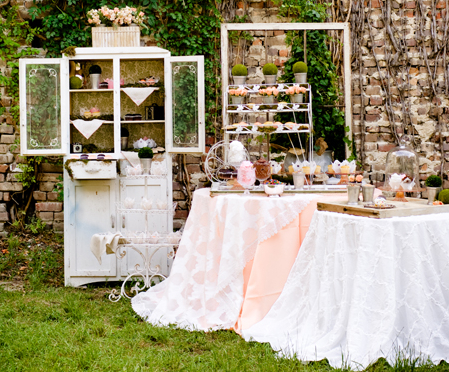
[90,74,101,89]
[294,73,307,84]
[140,158,152,175]
[233,76,247,85]
[231,96,244,104]
[263,95,275,104]
[291,94,303,103]
[264,75,277,84]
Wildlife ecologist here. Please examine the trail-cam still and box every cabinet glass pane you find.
[172,61,199,148]
[25,64,61,151]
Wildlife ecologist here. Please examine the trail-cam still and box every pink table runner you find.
[132,188,343,331]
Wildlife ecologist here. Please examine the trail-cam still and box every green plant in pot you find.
[425,175,442,204]
[292,61,308,84]
[438,189,449,204]
[138,147,153,175]
[231,64,248,85]
[88,64,102,89]
[262,63,278,85]
[70,76,83,89]
[121,127,129,150]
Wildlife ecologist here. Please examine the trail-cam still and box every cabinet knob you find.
[122,215,125,229]
[111,215,115,229]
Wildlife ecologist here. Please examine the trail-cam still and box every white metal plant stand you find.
[108,242,176,302]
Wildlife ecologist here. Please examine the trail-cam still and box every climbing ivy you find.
[273,0,349,161]
[28,0,223,135]
[0,6,39,120]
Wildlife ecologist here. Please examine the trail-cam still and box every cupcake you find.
[327,164,334,174]
[302,166,310,175]
[314,165,321,174]
[340,165,350,174]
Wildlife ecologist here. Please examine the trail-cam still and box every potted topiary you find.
[231,64,248,85]
[70,76,83,89]
[138,147,153,175]
[292,61,308,84]
[438,189,449,204]
[121,127,129,150]
[262,63,278,84]
[89,64,102,89]
[425,175,442,204]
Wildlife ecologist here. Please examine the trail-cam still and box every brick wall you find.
[1,0,447,233]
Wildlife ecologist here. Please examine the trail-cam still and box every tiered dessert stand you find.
[224,82,313,161]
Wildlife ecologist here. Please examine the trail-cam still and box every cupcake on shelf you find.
[327,164,334,174]
[340,165,350,174]
[314,165,321,174]
[90,107,101,117]
[302,166,310,175]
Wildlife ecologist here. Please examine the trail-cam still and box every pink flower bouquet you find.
[258,87,280,97]
[228,88,248,97]
[88,6,146,27]
[285,85,307,95]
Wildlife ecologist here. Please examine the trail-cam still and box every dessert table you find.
[132,188,346,332]
[242,210,449,368]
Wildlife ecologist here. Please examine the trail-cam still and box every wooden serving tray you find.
[210,187,347,197]
[317,198,449,218]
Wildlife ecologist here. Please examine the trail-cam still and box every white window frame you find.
[167,55,205,154]
[221,23,352,158]
[19,58,69,156]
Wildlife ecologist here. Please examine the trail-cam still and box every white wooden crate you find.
[92,27,140,48]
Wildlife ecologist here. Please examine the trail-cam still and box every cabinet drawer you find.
[69,160,117,179]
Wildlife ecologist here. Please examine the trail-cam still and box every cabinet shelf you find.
[70,120,165,124]
[70,89,113,93]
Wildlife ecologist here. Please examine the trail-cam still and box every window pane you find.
[26,64,61,151]
[172,61,199,148]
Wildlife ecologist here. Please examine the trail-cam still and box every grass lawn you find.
[1,232,449,371]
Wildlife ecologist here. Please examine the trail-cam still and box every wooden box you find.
[92,27,140,48]
[317,198,449,218]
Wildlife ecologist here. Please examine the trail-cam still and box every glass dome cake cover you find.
[384,136,421,191]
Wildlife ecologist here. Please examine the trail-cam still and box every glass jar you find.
[254,158,271,183]
[384,137,420,191]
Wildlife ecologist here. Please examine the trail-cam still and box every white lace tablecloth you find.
[132,188,318,330]
[242,210,449,369]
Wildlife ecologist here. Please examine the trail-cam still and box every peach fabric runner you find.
[236,193,348,332]
[132,188,318,330]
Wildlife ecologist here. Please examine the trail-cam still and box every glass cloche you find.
[384,137,420,193]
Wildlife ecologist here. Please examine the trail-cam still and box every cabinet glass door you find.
[19,59,68,155]
[168,56,205,153]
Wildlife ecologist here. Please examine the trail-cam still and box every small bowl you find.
[264,184,285,197]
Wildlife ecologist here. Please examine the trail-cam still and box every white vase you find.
[90,74,101,89]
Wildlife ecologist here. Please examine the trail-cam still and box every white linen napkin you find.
[90,232,124,264]
[122,87,158,106]
[121,151,141,168]
[71,119,105,139]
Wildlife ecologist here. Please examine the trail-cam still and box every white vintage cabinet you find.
[19,47,205,286]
